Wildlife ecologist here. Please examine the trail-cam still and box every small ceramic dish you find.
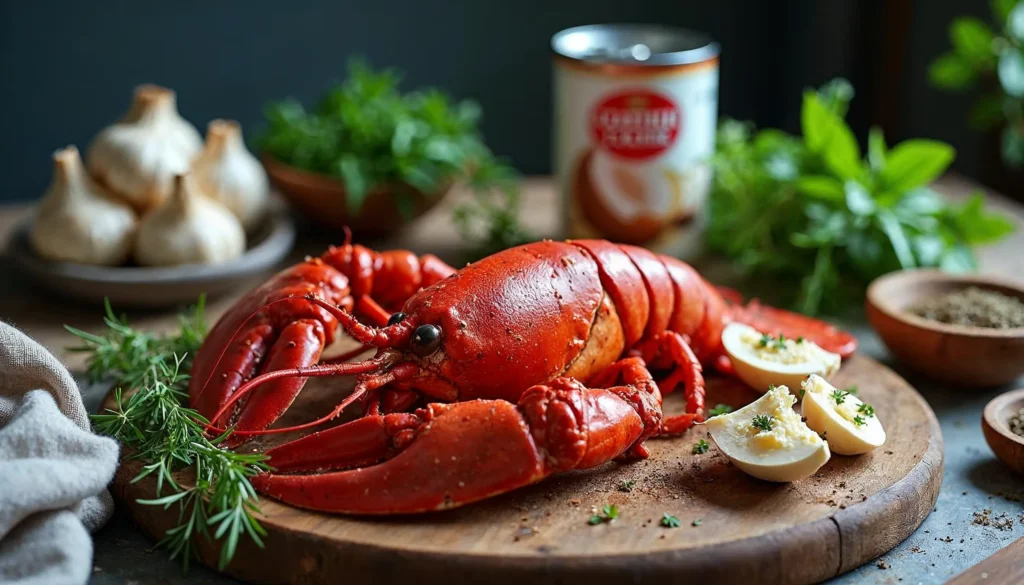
[261,155,450,234]
[866,270,1024,387]
[982,387,1024,474]
[6,211,295,308]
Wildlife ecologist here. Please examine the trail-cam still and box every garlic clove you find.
[86,84,202,212]
[30,146,137,266]
[134,173,245,267]
[192,119,270,232]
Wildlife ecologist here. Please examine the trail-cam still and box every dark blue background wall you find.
[0,1,993,202]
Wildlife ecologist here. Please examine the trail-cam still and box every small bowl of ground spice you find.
[982,387,1024,474]
[866,270,1024,386]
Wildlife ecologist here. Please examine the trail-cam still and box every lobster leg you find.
[631,332,705,434]
[251,363,662,514]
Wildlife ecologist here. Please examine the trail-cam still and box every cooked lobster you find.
[189,239,855,514]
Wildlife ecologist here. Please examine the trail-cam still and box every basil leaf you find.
[391,119,418,157]
[801,92,861,180]
[950,17,996,64]
[880,140,956,192]
[845,181,876,216]
[929,53,977,89]
[953,193,1017,244]
[794,176,844,201]
[998,48,1024,97]
[940,245,977,272]
[877,211,917,269]
[868,127,887,173]
[1010,3,1024,43]
[894,188,945,215]
[816,78,855,117]
[912,234,946,267]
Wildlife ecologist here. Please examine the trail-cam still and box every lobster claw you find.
[252,400,549,514]
[252,379,658,514]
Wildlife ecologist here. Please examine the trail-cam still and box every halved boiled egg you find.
[705,385,830,482]
[800,374,885,455]
[722,322,841,392]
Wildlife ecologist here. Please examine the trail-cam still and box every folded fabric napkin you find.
[0,322,119,585]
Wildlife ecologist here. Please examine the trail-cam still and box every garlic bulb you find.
[192,120,270,232]
[86,84,203,212]
[31,146,137,265]
[134,173,245,267]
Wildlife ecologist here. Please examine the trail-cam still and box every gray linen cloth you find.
[0,322,119,585]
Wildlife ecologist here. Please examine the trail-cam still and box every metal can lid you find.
[551,24,718,66]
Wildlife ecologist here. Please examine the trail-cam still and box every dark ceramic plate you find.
[7,212,295,308]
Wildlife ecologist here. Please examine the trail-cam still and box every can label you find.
[555,58,718,245]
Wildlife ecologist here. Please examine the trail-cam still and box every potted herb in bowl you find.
[259,60,519,237]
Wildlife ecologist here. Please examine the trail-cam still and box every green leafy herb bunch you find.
[708,80,1015,314]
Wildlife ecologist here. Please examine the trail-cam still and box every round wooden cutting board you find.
[108,354,943,585]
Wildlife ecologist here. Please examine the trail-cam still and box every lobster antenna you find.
[300,294,413,348]
[205,362,419,438]
[205,356,390,431]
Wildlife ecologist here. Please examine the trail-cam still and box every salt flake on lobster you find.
[189,239,856,514]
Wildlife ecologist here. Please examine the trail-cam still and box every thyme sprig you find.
[69,299,270,569]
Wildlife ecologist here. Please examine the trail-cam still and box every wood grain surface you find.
[946,537,1024,585]
[107,354,943,585]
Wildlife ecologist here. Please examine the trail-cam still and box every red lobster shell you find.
[190,239,855,513]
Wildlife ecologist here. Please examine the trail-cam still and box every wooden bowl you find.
[6,211,295,308]
[866,270,1024,387]
[261,155,450,234]
[982,388,1024,474]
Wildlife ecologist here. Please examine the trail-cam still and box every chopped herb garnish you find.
[853,415,867,427]
[797,336,805,344]
[831,389,850,405]
[693,439,710,454]
[799,389,806,398]
[768,384,777,391]
[774,334,787,349]
[751,414,776,432]
[692,518,703,527]
[857,403,875,418]
[661,513,681,528]
[589,504,619,525]
[708,404,734,418]
[759,333,773,347]
[618,480,636,493]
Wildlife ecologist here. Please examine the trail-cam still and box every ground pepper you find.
[909,286,1024,328]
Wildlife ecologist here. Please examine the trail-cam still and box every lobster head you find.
[331,241,606,405]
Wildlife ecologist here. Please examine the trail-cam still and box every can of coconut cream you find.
[552,24,719,245]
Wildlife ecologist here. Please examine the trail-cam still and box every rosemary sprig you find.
[70,298,270,569]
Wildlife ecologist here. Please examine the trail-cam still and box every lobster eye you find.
[411,324,441,356]
[387,312,407,326]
